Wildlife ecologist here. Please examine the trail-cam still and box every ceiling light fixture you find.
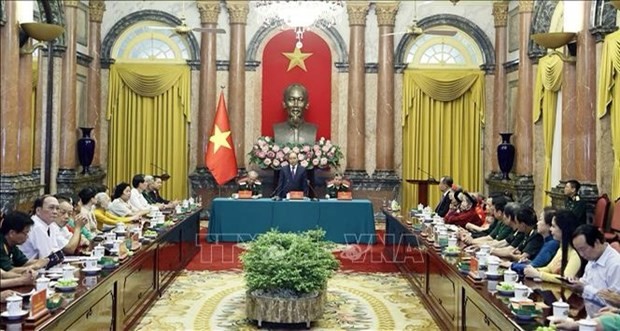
[253,0,345,48]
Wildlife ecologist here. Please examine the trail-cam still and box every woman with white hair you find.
[93,191,141,230]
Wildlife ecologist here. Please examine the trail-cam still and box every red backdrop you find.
[261,30,332,140]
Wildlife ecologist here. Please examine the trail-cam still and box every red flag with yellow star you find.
[205,92,237,185]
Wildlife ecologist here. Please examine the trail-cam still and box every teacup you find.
[475,252,488,266]
[62,265,76,280]
[514,284,532,300]
[5,294,22,315]
[93,245,105,258]
[82,276,98,288]
[487,260,500,274]
[116,223,126,233]
[479,244,491,255]
[82,256,99,270]
[578,318,597,331]
[448,236,458,247]
[503,269,518,284]
[552,300,570,320]
[36,276,50,292]
[112,240,122,253]
[105,232,116,243]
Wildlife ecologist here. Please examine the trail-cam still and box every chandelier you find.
[253,0,345,48]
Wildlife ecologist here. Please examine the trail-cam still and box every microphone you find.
[270,180,284,200]
[151,163,171,181]
[307,179,320,201]
[417,167,436,182]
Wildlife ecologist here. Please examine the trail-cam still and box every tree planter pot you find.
[246,290,326,328]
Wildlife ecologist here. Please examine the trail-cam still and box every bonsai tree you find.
[241,228,340,298]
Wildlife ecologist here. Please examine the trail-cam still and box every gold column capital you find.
[226,1,249,24]
[63,0,79,8]
[518,0,534,13]
[347,1,370,26]
[375,2,399,27]
[89,0,106,23]
[197,1,221,24]
[492,1,509,27]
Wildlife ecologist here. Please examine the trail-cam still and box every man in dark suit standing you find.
[278,152,308,198]
[434,176,453,217]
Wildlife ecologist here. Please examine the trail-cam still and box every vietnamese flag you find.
[206,92,237,185]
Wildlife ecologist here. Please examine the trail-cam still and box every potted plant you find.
[241,229,340,327]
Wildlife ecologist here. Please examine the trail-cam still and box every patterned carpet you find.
[135,270,439,331]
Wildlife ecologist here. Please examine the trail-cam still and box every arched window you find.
[405,27,483,69]
[111,21,191,62]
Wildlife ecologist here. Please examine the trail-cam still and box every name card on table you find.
[238,190,253,199]
[289,191,304,200]
[337,192,352,200]
[30,289,47,316]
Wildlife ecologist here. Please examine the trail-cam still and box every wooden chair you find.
[593,194,611,231]
[605,198,620,242]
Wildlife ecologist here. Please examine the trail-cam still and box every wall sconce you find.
[19,22,64,55]
[531,32,577,62]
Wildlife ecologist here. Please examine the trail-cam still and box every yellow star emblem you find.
[209,125,231,153]
[282,47,313,72]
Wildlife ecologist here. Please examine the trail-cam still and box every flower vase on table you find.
[77,127,96,174]
[497,133,515,180]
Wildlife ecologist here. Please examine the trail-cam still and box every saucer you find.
[55,284,78,292]
[1,310,29,320]
[47,273,63,280]
[82,267,101,274]
[547,316,574,324]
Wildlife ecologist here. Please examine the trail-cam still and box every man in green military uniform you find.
[565,179,586,225]
[325,173,351,199]
[237,171,263,197]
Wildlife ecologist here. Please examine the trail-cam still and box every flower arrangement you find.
[248,136,343,170]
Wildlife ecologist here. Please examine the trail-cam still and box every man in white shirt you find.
[568,224,620,315]
[129,174,152,211]
[18,195,63,260]
[52,195,88,255]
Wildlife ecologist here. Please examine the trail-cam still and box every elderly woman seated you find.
[444,190,483,228]
[107,182,150,219]
[93,192,142,230]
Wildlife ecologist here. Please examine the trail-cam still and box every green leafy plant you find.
[240,229,340,297]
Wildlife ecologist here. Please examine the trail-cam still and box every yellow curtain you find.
[107,63,191,200]
[533,54,563,206]
[402,69,485,214]
[597,30,620,200]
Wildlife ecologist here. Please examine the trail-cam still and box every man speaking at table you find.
[278,152,308,199]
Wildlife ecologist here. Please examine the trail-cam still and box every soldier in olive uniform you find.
[325,173,351,199]
[564,179,586,225]
[237,171,263,197]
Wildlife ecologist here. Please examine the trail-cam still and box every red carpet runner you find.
[186,227,400,273]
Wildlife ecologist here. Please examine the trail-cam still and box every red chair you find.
[605,198,620,242]
[593,194,611,231]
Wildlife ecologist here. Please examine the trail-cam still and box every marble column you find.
[18,42,34,173]
[0,1,19,175]
[226,1,248,168]
[346,1,369,172]
[487,0,535,207]
[573,1,597,184]
[88,0,105,169]
[561,64,577,180]
[492,1,508,172]
[58,0,79,171]
[374,2,398,173]
[196,1,220,169]
[513,0,534,175]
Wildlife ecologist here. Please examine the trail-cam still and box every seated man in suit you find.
[237,170,263,198]
[434,176,453,217]
[278,152,308,199]
[325,173,351,199]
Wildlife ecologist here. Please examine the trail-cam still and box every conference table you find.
[208,198,376,244]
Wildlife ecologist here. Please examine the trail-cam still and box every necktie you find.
[292,166,296,175]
